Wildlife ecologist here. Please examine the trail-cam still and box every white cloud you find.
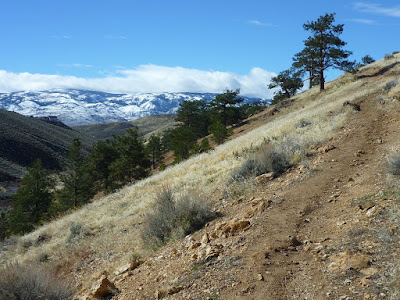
[0,65,276,98]
[249,20,277,27]
[104,35,128,40]
[346,18,377,25]
[57,63,94,68]
[49,35,71,39]
[353,2,400,17]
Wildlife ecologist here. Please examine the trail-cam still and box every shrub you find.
[388,153,400,175]
[141,187,214,249]
[385,53,395,60]
[383,80,398,92]
[232,144,291,181]
[0,262,74,299]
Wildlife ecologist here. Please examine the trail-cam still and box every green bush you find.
[388,153,400,175]
[141,187,214,249]
[0,262,74,300]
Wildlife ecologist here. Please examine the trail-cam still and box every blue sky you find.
[0,0,399,98]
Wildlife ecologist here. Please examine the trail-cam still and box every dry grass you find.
[1,54,400,289]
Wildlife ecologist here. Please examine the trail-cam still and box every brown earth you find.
[103,94,400,299]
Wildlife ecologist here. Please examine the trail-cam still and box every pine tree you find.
[168,127,197,162]
[209,120,230,145]
[268,69,303,103]
[9,160,54,234]
[0,211,8,240]
[176,100,210,138]
[87,139,119,192]
[146,134,164,169]
[209,89,244,127]
[298,13,353,91]
[109,128,151,187]
[58,139,95,209]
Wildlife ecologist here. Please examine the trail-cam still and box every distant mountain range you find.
[0,89,266,126]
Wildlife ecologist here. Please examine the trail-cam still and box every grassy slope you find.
[1,54,399,294]
[0,109,95,181]
[73,114,178,140]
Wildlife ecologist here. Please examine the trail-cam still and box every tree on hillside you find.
[209,89,244,127]
[57,138,95,209]
[293,47,319,89]
[361,55,375,65]
[209,119,230,144]
[176,100,210,138]
[268,69,303,104]
[8,159,54,234]
[297,13,353,91]
[0,211,8,240]
[87,139,119,192]
[145,134,164,169]
[168,126,198,162]
[109,128,151,187]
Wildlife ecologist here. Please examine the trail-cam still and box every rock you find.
[242,200,271,218]
[255,172,274,184]
[219,219,250,237]
[91,275,116,298]
[201,232,210,244]
[191,242,202,249]
[257,273,264,281]
[318,144,336,154]
[329,250,371,271]
[114,259,144,275]
[168,286,183,295]
[156,286,183,299]
[359,201,375,210]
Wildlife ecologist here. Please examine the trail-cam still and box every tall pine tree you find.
[296,13,353,91]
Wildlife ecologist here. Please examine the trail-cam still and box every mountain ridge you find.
[0,89,266,126]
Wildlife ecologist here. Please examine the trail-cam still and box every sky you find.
[0,0,399,98]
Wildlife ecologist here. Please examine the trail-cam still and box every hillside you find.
[0,109,95,181]
[74,114,178,140]
[1,53,400,299]
[0,90,264,126]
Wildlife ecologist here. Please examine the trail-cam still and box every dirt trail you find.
[114,95,400,299]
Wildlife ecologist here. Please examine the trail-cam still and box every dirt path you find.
[113,95,400,299]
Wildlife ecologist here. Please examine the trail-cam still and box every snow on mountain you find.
[0,89,265,126]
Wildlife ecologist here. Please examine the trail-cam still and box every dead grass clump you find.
[141,187,214,249]
[388,153,400,175]
[0,262,74,299]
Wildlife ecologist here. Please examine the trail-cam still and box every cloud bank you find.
[353,2,400,17]
[0,65,276,98]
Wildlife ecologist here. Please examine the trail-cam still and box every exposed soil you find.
[106,93,400,299]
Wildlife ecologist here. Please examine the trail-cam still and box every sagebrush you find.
[141,187,214,249]
[0,262,74,300]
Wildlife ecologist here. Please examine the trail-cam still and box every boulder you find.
[91,275,116,298]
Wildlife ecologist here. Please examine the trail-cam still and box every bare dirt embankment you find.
[111,91,400,300]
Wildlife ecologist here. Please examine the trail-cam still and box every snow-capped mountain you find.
[0,89,265,126]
